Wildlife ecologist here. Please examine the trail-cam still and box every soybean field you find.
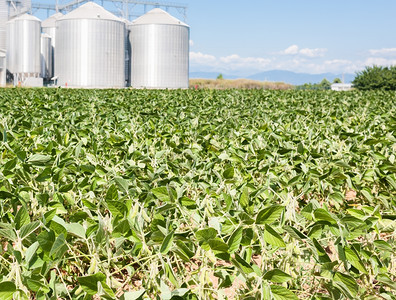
[0,88,395,299]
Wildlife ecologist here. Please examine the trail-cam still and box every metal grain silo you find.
[130,8,189,89]
[121,18,131,86]
[42,12,63,48]
[12,14,41,84]
[42,12,62,79]
[55,2,125,88]
[0,0,7,51]
[0,49,5,86]
[40,33,52,80]
[5,18,14,74]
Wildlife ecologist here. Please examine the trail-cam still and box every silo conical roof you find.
[59,2,122,21]
[13,13,41,22]
[42,12,63,27]
[132,8,188,27]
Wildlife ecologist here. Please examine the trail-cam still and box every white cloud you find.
[283,45,299,55]
[189,51,271,73]
[299,47,327,58]
[368,48,396,56]
[189,51,216,65]
[281,45,327,58]
[364,57,396,66]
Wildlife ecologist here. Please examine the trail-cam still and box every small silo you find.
[55,2,125,88]
[42,12,63,79]
[0,0,7,51]
[5,18,15,74]
[40,33,52,80]
[130,8,189,89]
[0,49,6,86]
[42,12,63,48]
[120,18,131,86]
[12,14,41,86]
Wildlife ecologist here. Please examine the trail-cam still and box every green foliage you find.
[333,77,342,83]
[216,73,224,80]
[0,88,395,299]
[353,65,396,90]
[296,78,332,90]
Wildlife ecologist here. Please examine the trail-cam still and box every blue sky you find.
[183,0,396,75]
[34,0,396,76]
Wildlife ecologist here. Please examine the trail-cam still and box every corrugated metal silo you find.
[121,18,131,86]
[42,12,63,48]
[42,12,62,79]
[0,0,7,51]
[5,18,14,74]
[55,2,125,88]
[12,14,41,80]
[130,8,189,89]
[0,49,6,86]
[41,33,52,80]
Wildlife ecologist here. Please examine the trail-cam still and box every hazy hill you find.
[190,70,355,85]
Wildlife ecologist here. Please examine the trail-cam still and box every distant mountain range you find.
[190,70,355,85]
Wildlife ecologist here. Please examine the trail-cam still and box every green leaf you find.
[264,269,292,283]
[208,238,229,252]
[107,200,127,216]
[227,226,243,253]
[344,246,367,274]
[19,221,40,240]
[27,154,52,165]
[314,208,337,224]
[0,223,17,241]
[373,240,393,252]
[377,274,396,290]
[49,233,68,259]
[333,272,358,298]
[65,223,86,239]
[121,289,146,300]
[270,285,298,300]
[25,241,40,265]
[312,238,331,263]
[223,167,234,179]
[115,177,129,193]
[264,224,285,247]
[15,207,30,230]
[160,231,174,254]
[283,225,308,240]
[152,186,170,202]
[256,205,285,224]
[0,281,16,300]
[106,184,119,201]
[239,186,249,208]
[77,272,106,296]
[232,253,254,274]
[196,228,217,242]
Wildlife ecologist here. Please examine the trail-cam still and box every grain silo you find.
[0,49,5,86]
[0,0,7,52]
[121,18,131,86]
[42,12,62,79]
[42,12,63,47]
[55,2,125,88]
[11,13,42,86]
[130,8,189,89]
[0,0,31,52]
[40,33,52,80]
[5,18,14,74]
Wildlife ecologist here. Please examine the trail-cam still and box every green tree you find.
[353,65,396,90]
[320,78,331,90]
[216,74,224,80]
[333,78,342,83]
